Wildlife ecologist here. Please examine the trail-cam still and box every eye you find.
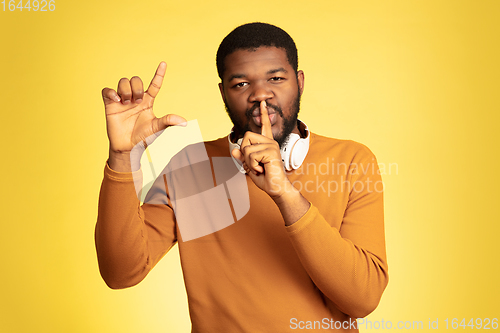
[269,77,285,82]
[233,82,248,88]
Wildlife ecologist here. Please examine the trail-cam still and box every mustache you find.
[245,102,284,119]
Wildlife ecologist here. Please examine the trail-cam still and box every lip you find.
[251,106,277,127]
[252,112,276,127]
[251,107,276,117]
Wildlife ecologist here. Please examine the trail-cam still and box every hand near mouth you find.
[232,100,291,197]
[231,101,276,174]
[231,101,310,225]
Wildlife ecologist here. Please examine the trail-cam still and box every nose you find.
[248,82,273,103]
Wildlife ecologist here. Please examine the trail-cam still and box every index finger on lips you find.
[146,62,166,98]
[260,100,273,139]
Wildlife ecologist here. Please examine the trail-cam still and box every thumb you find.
[146,114,188,146]
[158,114,188,131]
[231,148,244,162]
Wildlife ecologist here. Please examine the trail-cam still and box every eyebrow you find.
[267,67,288,75]
[227,67,289,82]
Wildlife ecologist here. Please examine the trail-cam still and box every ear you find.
[218,82,226,103]
[297,70,305,96]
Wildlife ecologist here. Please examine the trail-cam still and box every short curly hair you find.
[216,22,298,81]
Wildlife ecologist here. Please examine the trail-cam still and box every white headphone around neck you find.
[228,120,310,172]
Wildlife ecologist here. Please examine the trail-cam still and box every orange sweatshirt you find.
[95,132,388,332]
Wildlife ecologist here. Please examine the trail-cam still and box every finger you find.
[260,100,273,139]
[101,87,121,105]
[239,133,251,150]
[242,162,256,175]
[147,62,166,98]
[242,162,250,174]
[249,154,265,174]
[240,131,262,149]
[240,130,273,151]
[117,78,132,104]
[243,148,268,174]
[231,148,244,162]
[130,76,144,104]
[159,114,188,129]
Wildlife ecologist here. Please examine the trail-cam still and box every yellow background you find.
[1,0,499,332]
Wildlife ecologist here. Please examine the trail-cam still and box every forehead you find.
[223,47,292,81]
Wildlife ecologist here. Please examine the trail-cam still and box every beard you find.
[225,88,301,148]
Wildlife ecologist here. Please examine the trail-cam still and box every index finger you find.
[146,61,166,98]
[260,100,273,139]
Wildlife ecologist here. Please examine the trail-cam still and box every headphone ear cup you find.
[281,133,300,171]
[228,138,242,152]
[228,136,245,173]
[281,124,311,171]
[290,138,309,170]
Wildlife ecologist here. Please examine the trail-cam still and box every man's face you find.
[219,47,304,147]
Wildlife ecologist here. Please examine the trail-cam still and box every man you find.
[96,23,388,332]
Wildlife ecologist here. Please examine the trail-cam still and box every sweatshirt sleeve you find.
[286,146,388,318]
[95,163,177,289]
